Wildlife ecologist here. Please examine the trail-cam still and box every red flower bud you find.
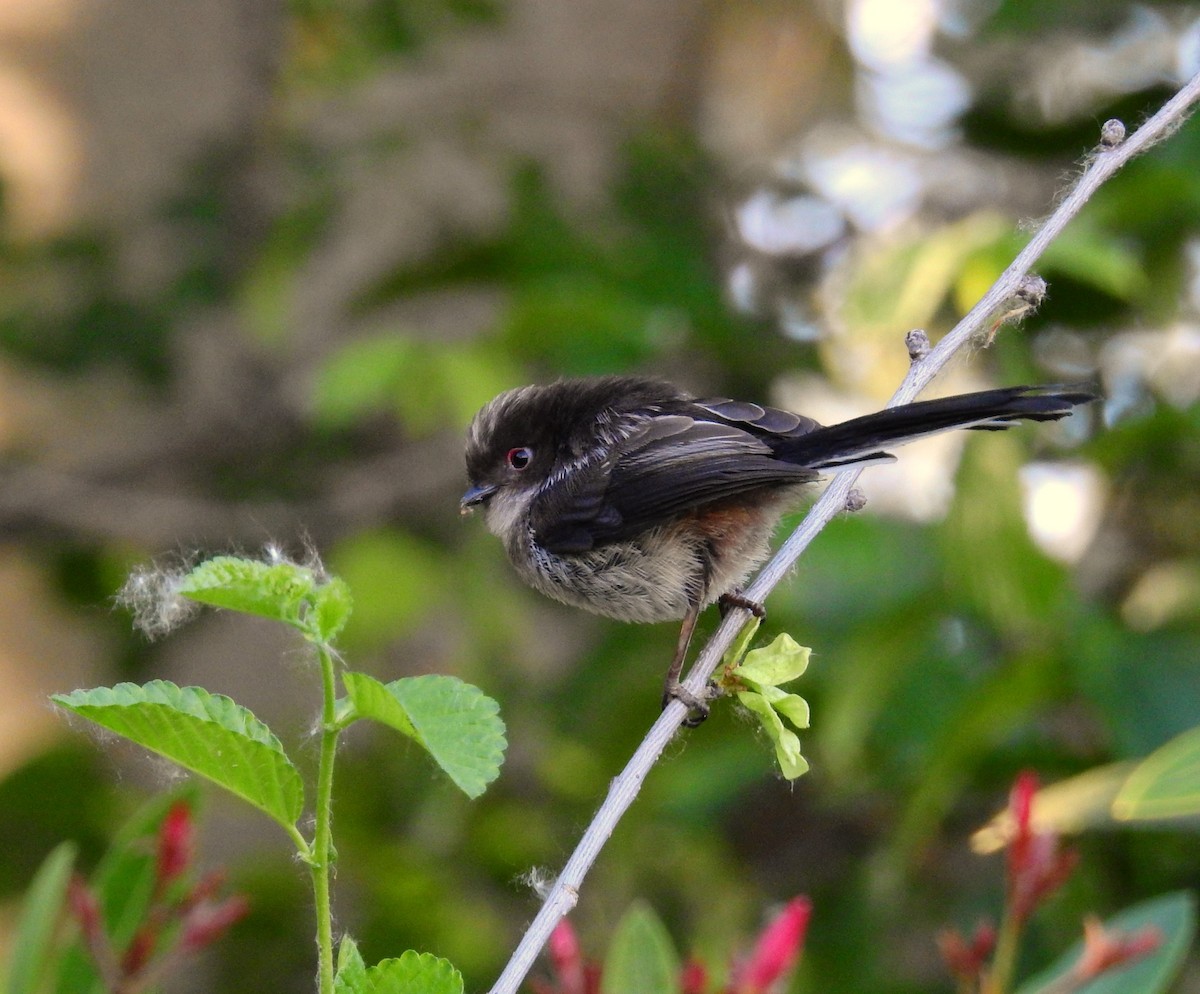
[121,924,158,978]
[680,957,709,994]
[1075,917,1161,980]
[548,919,588,994]
[1006,772,1076,923]
[68,876,118,986]
[68,876,102,941]
[180,896,250,952]
[938,921,996,982]
[729,897,811,994]
[156,801,193,893]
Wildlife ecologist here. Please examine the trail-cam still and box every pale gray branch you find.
[486,72,1200,994]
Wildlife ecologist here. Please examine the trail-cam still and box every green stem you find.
[985,908,1022,994]
[311,643,340,994]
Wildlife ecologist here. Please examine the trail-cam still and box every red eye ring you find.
[506,447,533,470]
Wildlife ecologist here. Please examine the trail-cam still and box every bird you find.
[461,375,1093,719]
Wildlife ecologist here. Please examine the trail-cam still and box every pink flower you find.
[727,897,812,994]
[530,899,812,994]
[1006,772,1076,924]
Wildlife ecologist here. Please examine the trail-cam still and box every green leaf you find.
[764,689,811,730]
[1015,892,1196,994]
[334,938,368,994]
[600,901,681,994]
[311,576,354,642]
[176,555,352,643]
[721,616,761,669]
[736,634,811,689]
[179,556,316,626]
[6,842,76,994]
[341,672,417,737]
[738,691,810,779]
[341,673,506,798]
[1113,726,1200,821]
[728,634,812,780]
[352,951,463,994]
[52,681,303,834]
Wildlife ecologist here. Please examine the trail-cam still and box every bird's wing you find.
[689,398,823,440]
[529,413,817,554]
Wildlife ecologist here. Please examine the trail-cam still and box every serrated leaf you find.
[334,938,368,994]
[355,950,463,994]
[1015,892,1196,994]
[736,634,811,689]
[1113,726,1200,821]
[176,556,352,643]
[52,681,303,833]
[6,842,76,994]
[739,692,810,779]
[601,902,680,994]
[341,672,419,738]
[341,673,505,798]
[180,556,316,625]
[311,577,354,642]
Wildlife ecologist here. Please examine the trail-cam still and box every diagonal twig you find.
[486,71,1200,994]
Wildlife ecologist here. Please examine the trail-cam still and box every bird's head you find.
[461,376,680,525]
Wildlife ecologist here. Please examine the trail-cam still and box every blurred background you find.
[0,0,1198,990]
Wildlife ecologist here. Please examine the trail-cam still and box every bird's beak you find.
[460,483,498,515]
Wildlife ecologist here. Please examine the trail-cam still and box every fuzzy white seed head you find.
[116,564,199,639]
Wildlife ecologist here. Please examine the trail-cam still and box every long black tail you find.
[781,385,1095,470]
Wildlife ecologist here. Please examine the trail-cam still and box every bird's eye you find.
[506,446,533,470]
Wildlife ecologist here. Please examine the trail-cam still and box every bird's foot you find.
[662,678,723,728]
[718,590,766,619]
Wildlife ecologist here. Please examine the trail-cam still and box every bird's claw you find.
[718,590,766,619]
[663,678,723,727]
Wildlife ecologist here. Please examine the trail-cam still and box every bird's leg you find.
[718,589,766,619]
[662,601,720,727]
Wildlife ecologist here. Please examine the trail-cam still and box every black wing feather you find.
[529,413,816,553]
[527,384,1093,554]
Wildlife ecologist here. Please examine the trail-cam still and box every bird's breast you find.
[505,497,792,624]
